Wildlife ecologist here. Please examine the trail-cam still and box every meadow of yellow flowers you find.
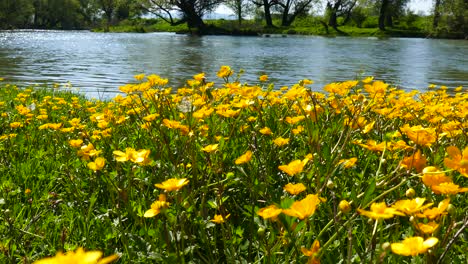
[0,66,466,263]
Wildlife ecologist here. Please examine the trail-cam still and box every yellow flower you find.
[358,202,404,220]
[337,157,357,168]
[417,198,450,220]
[355,140,387,152]
[113,148,151,165]
[9,122,23,129]
[211,214,230,224]
[25,188,31,194]
[283,194,321,220]
[301,240,320,264]
[283,183,306,195]
[415,221,439,235]
[87,157,106,172]
[202,144,219,153]
[144,194,170,218]
[421,167,452,187]
[338,200,351,214]
[278,159,308,176]
[193,72,205,82]
[400,124,437,147]
[155,178,189,192]
[259,75,268,82]
[257,205,282,220]
[444,146,468,177]
[33,247,118,264]
[391,198,433,215]
[400,150,427,173]
[69,139,83,148]
[273,137,290,147]
[390,236,438,256]
[259,127,273,135]
[217,65,233,78]
[235,150,252,165]
[431,182,468,195]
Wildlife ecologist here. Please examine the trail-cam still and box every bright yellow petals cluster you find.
[155,178,189,192]
[283,183,306,195]
[144,194,170,218]
[358,202,404,220]
[282,194,321,220]
[278,158,308,176]
[337,157,357,168]
[113,148,151,165]
[235,150,252,165]
[444,146,468,177]
[273,137,290,147]
[210,214,230,224]
[391,198,433,215]
[415,221,439,235]
[390,236,438,256]
[400,124,437,147]
[417,198,450,220]
[202,144,219,153]
[217,65,233,79]
[257,205,283,220]
[421,167,468,194]
[301,240,320,264]
[69,139,83,148]
[400,150,426,173]
[33,247,118,264]
[78,143,101,160]
[87,157,106,172]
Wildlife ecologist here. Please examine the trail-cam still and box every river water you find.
[0,30,467,98]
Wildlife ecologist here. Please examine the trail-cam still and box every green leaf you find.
[360,179,376,208]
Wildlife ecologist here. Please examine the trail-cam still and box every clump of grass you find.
[0,71,467,263]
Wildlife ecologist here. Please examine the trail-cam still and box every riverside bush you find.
[0,69,466,263]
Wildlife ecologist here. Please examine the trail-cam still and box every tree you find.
[97,0,119,31]
[326,0,357,28]
[140,0,223,30]
[274,0,316,26]
[225,0,254,25]
[378,0,408,30]
[253,0,276,27]
[0,0,34,29]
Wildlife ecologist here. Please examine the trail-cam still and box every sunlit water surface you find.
[0,30,467,98]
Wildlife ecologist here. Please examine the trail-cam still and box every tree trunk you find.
[237,0,242,26]
[378,0,389,30]
[263,0,273,27]
[281,7,290,26]
[432,0,441,30]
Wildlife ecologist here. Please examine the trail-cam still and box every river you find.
[0,30,467,98]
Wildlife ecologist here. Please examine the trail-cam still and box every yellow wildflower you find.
[155,178,189,192]
[87,157,106,172]
[257,205,282,220]
[421,167,452,187]
[390,236,438,256]
[144,194,170,218]
[417,198,450,220]
[202,144,219,153]
[415,221,439,235]
[259,127,273,135]
[301,240,320,264]
[69,139,83,148]
[400,124,437,147]
[282,194,321,220]
[337,157,357,168]
[431,182,468,195]
[33,247,118,264]
[217,65,233,78]
[283,183,307,195]
[391,198,433,215]
[273,137,290,147]
[211,214,230,224]
[278,159,308,176]
[358,202,404,220]
[444,146,468,177]
[113,148,151,165]
[235,150,252,165]
[259,75,268,82]
[400,150,427,173]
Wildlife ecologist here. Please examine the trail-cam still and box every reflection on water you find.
[0,30,467,98]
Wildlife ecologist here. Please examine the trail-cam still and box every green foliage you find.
[0,71,467,263]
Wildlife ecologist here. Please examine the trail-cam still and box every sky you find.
[214,0,433,16]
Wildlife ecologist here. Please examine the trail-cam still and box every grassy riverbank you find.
[0,71,467,263]
[91,16,467,38]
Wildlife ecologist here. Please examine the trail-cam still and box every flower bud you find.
[381,242,391,250]
[338,200,351,214]
[326,180,335,189]
[405,188,415,198]
[257,227,265,238]
[447,204,456,215]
